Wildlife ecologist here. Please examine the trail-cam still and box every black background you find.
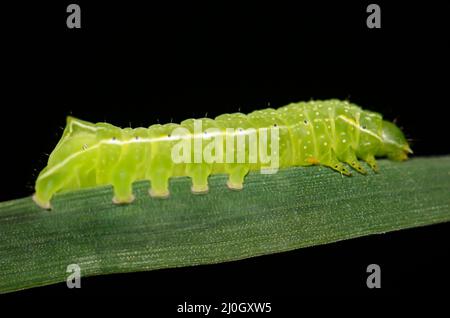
[1,0,449,310]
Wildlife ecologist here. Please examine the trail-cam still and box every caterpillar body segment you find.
[33,100,412,209]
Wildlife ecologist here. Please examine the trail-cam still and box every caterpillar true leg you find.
[341,149,367,174]
[326,157,353,177]
[331,162,352,176]
[314,149,352,176]
[361,154,379,172]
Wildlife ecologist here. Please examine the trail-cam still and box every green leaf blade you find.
[1,156,450,293]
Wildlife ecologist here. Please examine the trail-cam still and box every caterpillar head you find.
[378,120,412,161]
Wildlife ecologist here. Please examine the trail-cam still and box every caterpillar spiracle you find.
[33,99,412,209]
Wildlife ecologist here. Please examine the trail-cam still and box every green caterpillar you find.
[33,99,412,209]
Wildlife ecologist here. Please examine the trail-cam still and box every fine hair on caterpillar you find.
[32,99,412,210]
